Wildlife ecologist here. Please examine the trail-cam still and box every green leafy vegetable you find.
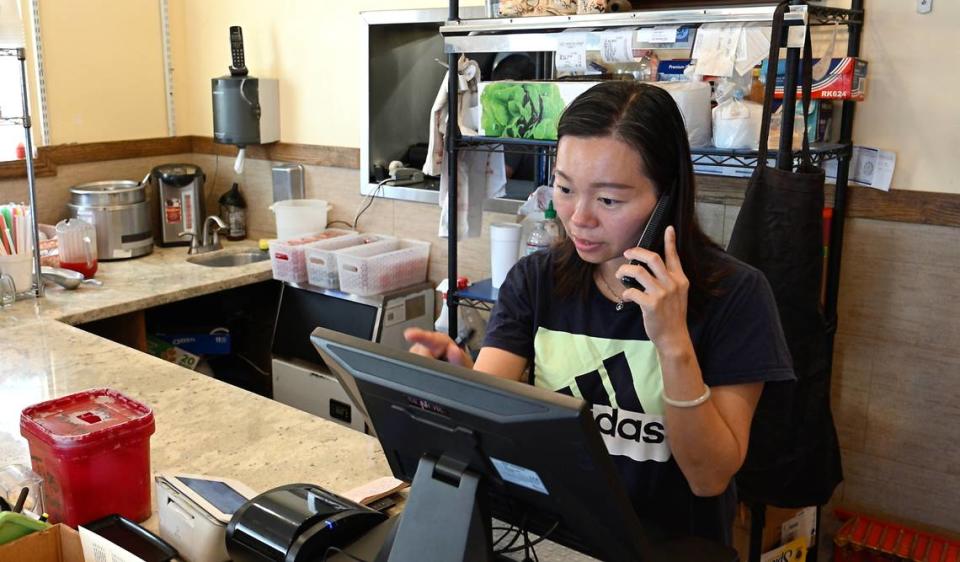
[481,81,564,140]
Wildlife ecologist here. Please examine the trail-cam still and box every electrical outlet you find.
[918,0,933,14]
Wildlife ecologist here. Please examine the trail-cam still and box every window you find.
[0,54,25,160]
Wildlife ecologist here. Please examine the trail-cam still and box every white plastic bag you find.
[712,95,763,149]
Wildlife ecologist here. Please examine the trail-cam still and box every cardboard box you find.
[657,59,693,81]
[733,504,810,562]
[146,335,200,370]
[765,57,868,101]
[760,537,807,562]
[0,524,84,562]
[154,329,231,355]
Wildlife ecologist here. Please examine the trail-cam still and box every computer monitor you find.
[311,328,738,562]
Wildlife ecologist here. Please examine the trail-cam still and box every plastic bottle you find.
[525,201,560,256]
[435,280,451,334]
[543,200,562,242]
[218,182,247,241]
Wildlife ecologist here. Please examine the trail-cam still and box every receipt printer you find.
[225,483,387,562]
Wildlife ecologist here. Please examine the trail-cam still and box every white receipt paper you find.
[556,32,588,73]
[600,29,634,64]
[80,526,147,562]
[735,24,772,76]
[691,23,744,77]
[636,26,678,44]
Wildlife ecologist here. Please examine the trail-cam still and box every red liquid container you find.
[20,389,155,527]
[58,259,98,279]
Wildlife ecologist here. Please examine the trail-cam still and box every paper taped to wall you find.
[824,146,896,191]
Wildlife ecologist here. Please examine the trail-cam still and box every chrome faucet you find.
[201,215,227,252]
[178,215,227,255]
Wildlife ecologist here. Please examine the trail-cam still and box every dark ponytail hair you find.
[553,81,729,317]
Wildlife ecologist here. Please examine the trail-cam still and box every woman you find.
[406,81,794,545]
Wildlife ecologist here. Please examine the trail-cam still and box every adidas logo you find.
[556,350,671,462]
[595,407,665,444]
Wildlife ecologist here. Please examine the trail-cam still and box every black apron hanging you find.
[727,2,843,508]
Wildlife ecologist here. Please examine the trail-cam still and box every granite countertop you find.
[0,242,392,523]
[0,241,273,329]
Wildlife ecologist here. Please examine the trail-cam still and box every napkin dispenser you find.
[225,483,387,562]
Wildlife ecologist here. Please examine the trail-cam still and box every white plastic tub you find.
[269,229,354,284]
[336,239,430,296]
[270,199,332,241]
[304,233,393,289]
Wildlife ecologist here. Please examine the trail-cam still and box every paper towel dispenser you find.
[212,76,280,147]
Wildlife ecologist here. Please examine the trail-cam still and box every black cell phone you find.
[229,26,249,77]
[621,194,673,291]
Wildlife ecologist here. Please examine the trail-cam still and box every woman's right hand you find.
[404,328,474,368]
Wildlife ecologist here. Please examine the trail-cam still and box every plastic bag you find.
[713,92,763,149]
[655,80,713,147]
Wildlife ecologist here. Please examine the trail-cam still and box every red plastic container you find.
[20,389,155,527]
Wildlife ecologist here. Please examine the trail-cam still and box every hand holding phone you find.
[621,194,673,291]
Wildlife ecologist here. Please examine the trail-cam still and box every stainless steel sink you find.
[187,250,270,267]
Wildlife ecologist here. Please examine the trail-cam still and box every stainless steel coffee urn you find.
[151,164,205,246]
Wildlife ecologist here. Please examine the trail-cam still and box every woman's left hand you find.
[617,225,691,354]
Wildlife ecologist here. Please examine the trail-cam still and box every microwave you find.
[271,282,434,432]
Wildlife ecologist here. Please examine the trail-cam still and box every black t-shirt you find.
[482,248,795,545]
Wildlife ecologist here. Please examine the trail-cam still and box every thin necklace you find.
[595,270,627,312]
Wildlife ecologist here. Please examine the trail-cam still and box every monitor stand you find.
[374,454,493,562]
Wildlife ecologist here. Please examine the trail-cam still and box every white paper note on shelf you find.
[636,26,678,44]
[691,23,743,77]
[556,32,588,73]
[735,24,772,76]
[600,29,634,63]
[80,526,147,562]
[787,23,807,48]
[824,146,896,191]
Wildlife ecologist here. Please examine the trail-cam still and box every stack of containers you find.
[19,389,155,527]
[304,233,393,289]
[336,239,430,297]
[269,228,354,284]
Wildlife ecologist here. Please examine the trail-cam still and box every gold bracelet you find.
[662,384,711,408]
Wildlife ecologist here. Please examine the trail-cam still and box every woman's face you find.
[553,134,658,266]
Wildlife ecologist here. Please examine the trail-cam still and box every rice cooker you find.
[68,180,154,261]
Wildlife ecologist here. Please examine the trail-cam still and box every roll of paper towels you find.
[655,81,713,148]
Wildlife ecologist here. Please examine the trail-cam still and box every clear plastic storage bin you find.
[269,229,353,284]
[304,233,392,289]
[337,239,430,296]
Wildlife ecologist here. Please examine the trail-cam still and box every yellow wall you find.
[169,0,481,148]
[37,0,168,144]
[22,1,960,194]
[850,1,960,193]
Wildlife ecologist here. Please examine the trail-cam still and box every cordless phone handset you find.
[229,26,249,77]
[620,194,673,291]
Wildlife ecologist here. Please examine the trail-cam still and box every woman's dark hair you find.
[553,81,730,317]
